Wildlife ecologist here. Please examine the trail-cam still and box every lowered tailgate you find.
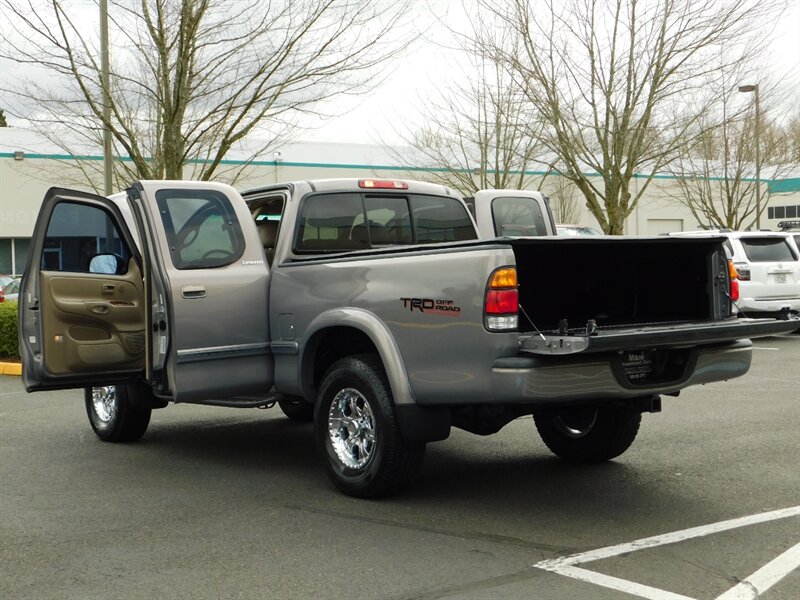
[519,317,800,355]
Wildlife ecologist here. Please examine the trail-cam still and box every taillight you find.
[728,260,740,302]
[734,262,750,281]
[485,267,518,331]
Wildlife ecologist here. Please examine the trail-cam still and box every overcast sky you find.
[2,0,798,148]
[307,0,800,145]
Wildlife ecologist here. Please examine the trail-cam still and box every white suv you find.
[669,230,800,317]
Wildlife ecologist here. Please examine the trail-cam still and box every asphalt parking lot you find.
[1,335,798,600]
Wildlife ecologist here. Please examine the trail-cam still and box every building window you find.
[0,238,32,275]
[768,207,774,219]
[0,239,11,274]
[14,239,30,274]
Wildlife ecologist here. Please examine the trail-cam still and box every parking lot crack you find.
[283,503,577,554]
[387,567,545,600]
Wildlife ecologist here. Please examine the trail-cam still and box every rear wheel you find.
[533,404,641,462]
[314,355,425,498]
[84,384,152,442]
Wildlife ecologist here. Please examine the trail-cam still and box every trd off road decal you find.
[401,297,461,316]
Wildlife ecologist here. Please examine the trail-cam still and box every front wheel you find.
[85,384,152,442]
[314,355,425,498]
[533,404,641,462]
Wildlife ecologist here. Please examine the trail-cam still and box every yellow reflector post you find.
[490,267,517,289]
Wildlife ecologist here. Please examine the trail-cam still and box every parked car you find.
[556,224,603,236]
[669,230,800,318]
[787,232,800,256]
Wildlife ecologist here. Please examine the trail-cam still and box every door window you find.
[42,201,131,274]
[491,197,548,237]
[156,190,245,269]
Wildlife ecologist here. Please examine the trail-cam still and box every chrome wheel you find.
[553,406,598,439]
[91,386,118,424]
[327,387,376,470]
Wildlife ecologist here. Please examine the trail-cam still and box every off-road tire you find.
[533,404,641,462]
[314,355,425,498]
[84,384,152,442]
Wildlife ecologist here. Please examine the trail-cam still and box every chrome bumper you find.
[491,339,752,404]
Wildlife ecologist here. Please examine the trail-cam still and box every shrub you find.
[0,301,20,359]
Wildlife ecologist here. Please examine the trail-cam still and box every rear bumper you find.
[491,339,753,405]
[735,297,800,314]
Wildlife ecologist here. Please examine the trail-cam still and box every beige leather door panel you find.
[40,260,145,375]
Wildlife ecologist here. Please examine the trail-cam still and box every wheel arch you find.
[299,308,414,408]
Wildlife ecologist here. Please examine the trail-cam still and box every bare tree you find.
[475,0,784,234]
[543,176,581,224]
[386,39,549,195]
[0,0,411,189]
[669,82,800,229]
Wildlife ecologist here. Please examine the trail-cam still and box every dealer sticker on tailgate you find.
[621,350,655,380]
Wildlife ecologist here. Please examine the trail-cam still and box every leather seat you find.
[256,220,279,265]
[349,221,391,247]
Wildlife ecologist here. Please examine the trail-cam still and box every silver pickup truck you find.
[18,178,798,497]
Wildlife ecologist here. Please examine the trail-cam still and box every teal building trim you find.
[768,178,800,194]
[0,151,792,186]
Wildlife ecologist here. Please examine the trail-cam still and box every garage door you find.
[647,219,683,235]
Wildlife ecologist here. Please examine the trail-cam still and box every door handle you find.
[88,303,110,315]
[181,285,207,299]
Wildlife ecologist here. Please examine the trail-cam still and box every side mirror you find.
[89,253,125,275]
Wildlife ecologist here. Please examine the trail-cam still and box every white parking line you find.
[546,565,695,600]
[534,506,800,600]
[716,542,800,600]
[752,347,780,350]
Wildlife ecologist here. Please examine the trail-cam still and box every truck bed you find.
[509,236,730,334]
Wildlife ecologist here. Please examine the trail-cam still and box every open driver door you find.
[19,188,146,391]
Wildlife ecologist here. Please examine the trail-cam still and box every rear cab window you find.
[295,193,476,253]
[739,238,797,262]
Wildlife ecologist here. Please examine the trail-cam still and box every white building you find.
[1,127,798,275]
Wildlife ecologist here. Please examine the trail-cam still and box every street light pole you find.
[100,0,112,196]
[738,84,761,229]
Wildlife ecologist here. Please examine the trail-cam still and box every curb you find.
[0,362,22,376]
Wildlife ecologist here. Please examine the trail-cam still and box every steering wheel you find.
[200,248,236,261]
[176,221,202,249]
